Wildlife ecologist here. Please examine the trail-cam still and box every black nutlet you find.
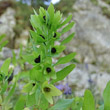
[51,48,56,53]
[46,67,51,73]
[34,55,40,63]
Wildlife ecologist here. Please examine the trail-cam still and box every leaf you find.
[82,90,95,110]
[61,33,75,45]
[0,58,11,76]
[12,50,16,66]
[50,99,74,110]
[51,11,62,31]
[22,54,33,64]
[0,81,8,94]
[22,82,33,93]
[0,34,5,41]
[3,83,16,105]
[103,81,110,110]
[30,66,44,82]
[54,52,76,66]
[59,14,72,28]
[14,95,26,110]
[30,15,41,29]
[30,30,45,43]
[0,40,8,47]
[39,94,49,110]
[48,3,54,23]
[26,93,36,107]
[0,40,8,51]
[51,64,76,84]
[71,97,83,110]
[33,8,38,15]
[61,22,75,34]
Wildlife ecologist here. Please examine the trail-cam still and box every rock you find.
[55,63,89,96]
[0,7,16,48]
[64,39,96,64]
[55,62,110,96]
[0,47,12,59]
[91,72,110,95]
[0,1,13,15]
[62,0,110,69]
[15,30,29,49]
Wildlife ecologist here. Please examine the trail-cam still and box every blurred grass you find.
[55,0,76,15]
[103,0,110,5]
[91,0,98,5]
[101,7,110,19]
[13,2,34,37]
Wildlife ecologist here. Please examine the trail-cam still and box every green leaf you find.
[38,93,49,110]
[54,52,76,66]
[33,8,38,15]
[82,90,95,110]
[0,40,8,47]
[51,64,76,83]
[30,66,44,82]
[14,95,26,110]
[22,82,33,93]
[30,30,45,43]
[103,81,110,110]
[3,83,16,105]
[48,3,54,23]
[0,40,8,51]
[0,34,5,41]
[50,99,74,110]
[12,50,16,66]
[0,58,11,76]
[51,11,62,31]
[0,81,8,94]
[30,15,41,29]
[26,93,36,107]
[61,33,75,45]
[59,14,72,28]
[22,54,33,64]
[61,22,75,34]
[71,97,83,110]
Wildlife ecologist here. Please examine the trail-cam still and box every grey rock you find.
[15,30,29,49]
[0,47,12,59]
[62,0,110,68]
[0,7,16,48]
[91,72,110,95]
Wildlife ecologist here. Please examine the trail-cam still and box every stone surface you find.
[56,63,110,96]
[15,30,29,49]
[62,0,110,69]
[0,7,16,48]
[0,47,12,59]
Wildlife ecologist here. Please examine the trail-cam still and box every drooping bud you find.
[46,67,51,73]
[34,55,40,63]
[51,48,56,53]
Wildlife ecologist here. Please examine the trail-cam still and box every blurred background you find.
[0,0,110,107]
